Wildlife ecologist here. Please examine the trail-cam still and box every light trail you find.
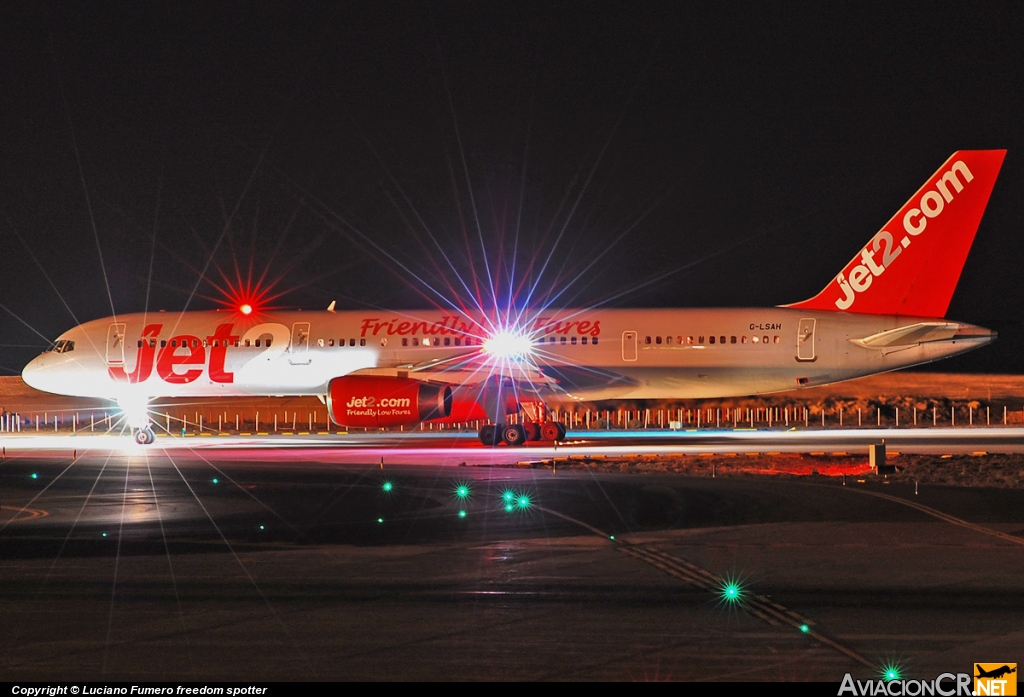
[5,427,1024,465]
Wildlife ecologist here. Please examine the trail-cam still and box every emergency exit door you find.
[622,331,638,361]
[797,318,816,361]
[289,322,311,365]
[106,323,126,367]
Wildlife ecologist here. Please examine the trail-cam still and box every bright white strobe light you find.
[483,330,534,361]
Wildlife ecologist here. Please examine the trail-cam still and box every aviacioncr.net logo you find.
[839,673,972,696]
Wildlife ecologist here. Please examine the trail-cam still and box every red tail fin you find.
[787,150,1005,317]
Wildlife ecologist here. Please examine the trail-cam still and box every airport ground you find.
[0,374,1022,681]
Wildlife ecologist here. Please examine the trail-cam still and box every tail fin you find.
[787,150,1006,317]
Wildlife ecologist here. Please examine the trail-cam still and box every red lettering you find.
[590,320,601,337]
[396,321,411,334]
[207,324,239,384]
[576,320,591,335]
[157,334,205,384]
[360,318,376,338]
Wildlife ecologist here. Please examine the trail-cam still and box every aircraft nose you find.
[22,353,54,393]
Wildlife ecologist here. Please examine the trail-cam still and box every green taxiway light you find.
[504,503,514,513]
[455,485,470,499]
[458,510,467,518]
[721,582,742,603]
[31,473,38,479]
[517,495,531,509]
[259,525,265,530]
[212,478,219,484]
[377,518,384,523]
[102,532,108,537]
[609,535,615,541]
[502,490,515,503]
[882,666,902,682]
[382,481,393,492]
[800,624,809,633]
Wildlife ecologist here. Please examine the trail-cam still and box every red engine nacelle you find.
[327,376,453,428]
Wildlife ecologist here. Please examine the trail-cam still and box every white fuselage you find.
[21,307,994,403]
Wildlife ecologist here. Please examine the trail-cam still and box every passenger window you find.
[720,336,726,344]
[560,336,567,345]
[266,339,272,347]
[593,337,599,345]
[581,336,588,345]
[644,336,652,345]
[686,336,693,345]
[150,340,156,348]
[709,336,716,344]
[360,339,366,346]
[763,335,769,344]
[413,338,420,346]
[655,336,662,345]
[752,336,759,343]
[317,339,324,347]
[424,338,432,346]
[161,340,167,348]
[444,338,451,346]
[137,340,143,348]
[402,338,409,347]
[742,336,747,344]
[234,340,240,347]
[571,336,577,345]
[193,340,199,348]
[666,336,673,345]
[698,336,704,344]
[349,338,356,347]
[455,338,462,346]
[244,340,251,347]
[730,336,736,344]
[774,335,780,344]
[255,340,261,347]
[328,339,335,347]
[380,338,387,346]
[171,340,178,348]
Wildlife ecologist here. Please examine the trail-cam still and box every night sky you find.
[1,2,1022,375]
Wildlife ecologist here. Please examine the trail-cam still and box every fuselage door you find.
[797,318,816,362]
[289,322,311,365]
[622,331,638,361]
[106,323,126,367]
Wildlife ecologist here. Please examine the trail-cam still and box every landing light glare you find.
[483,331,533,361]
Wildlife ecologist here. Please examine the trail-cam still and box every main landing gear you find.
[478,420,565,446]
[133,426,156,445]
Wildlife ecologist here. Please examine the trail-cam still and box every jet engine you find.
[326,376,453,428]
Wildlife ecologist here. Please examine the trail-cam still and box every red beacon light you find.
[239,304,253,316]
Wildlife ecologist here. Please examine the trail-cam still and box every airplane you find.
[976,666,1016,680]
[21,149,1006,446]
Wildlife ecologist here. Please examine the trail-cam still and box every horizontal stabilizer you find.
[850,322,960,348]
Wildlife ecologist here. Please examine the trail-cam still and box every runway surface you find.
[1,435,1023,682]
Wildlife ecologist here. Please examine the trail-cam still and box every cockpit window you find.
[50,340,75,354]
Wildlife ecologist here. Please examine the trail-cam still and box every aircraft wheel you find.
[540,422,561,441]
[134,427,156,445]
[501,424,527,447]
[479,424,498,446]
[524,423,542,441]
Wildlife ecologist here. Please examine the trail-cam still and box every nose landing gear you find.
[133,426,157,445]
